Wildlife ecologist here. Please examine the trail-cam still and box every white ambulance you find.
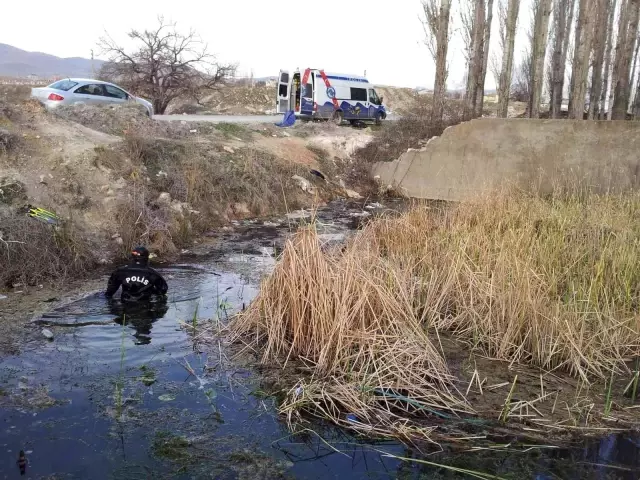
[275,68,387,125]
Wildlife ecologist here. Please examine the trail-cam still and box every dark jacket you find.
[105,263,168,302]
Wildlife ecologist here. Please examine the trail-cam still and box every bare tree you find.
[627,29,640,109]
[529,0,553,117]
[460,0,476,62]
[612,0,640,119]
[635,48,640,115]
[513,45,533,102]
[550,0,576,117]
[422,0,453,123]
[569,0,597,118]
[600,0,618,118]
[477,0,495,116]
[98,17,236,115]
[589,0,611,118]
[497,0,521,117]
[463,0,487,119]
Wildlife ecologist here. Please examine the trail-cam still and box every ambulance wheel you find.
[375,111,385,125]
[332,110,344,125]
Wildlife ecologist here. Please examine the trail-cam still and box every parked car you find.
[31,78,154,117]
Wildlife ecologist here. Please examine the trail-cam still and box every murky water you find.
[0,200,639,479]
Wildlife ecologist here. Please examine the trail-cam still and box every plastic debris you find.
[41,329,54,340]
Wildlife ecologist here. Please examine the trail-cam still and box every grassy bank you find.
[231,189,640,441]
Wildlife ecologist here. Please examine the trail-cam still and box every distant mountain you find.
[0,43,104,78]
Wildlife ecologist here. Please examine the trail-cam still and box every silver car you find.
[31,78,154,117]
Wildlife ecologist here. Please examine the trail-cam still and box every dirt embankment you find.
[0,90,375,287]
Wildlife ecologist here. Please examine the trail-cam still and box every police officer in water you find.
[105,246,168,301]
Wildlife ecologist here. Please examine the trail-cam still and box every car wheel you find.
[375,111,385,126]
[332,110,344,126]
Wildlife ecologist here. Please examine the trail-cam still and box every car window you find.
[369,89,380,105]
[104,85,128,100]
[75,84,105,96]
[48,80,78,91]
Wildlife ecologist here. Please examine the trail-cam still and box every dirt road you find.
[156,114,283,123]
[156,113,399,123]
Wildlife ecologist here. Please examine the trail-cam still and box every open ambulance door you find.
[276,70,290,114]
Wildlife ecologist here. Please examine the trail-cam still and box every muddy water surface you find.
[0,200,639,479]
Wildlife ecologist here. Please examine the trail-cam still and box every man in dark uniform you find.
[105,246,168,301]
[105,246,168,344]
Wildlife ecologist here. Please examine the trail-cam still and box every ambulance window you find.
[302,84,313,97]
[350,88,367,102]
[281,72,289,83]
[279,84,288,96]
[369,89,380,105]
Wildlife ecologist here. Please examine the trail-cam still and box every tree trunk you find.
[612,0,639,119]
[432,0,453,124]
[609,0,627,119]
[551,0,576,117]
[569,0,597,118]
[635,55,640,115]
[627,29,640,109]
[477,0,495,116]
[464,1,486,120]
[601,0,618,118]
[529,0,553,117]
[498,0,521,117]
[589,0,611,118]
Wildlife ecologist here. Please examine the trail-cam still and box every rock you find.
[232,202,250,216]
[292,175,317,195]
[345,189,362,199]
[0,294,6,300]
[0,128,17,152]
[111,233,121,239]
[286,210,311,220]
[170,201,185,215]
[113,177,127,189]
[41,329,54,340]
[156,192,172,206]
[115,237,123,245]
[223,146,235,154]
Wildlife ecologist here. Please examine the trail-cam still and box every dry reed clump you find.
[231,224,471,440]
[0,214,95,287]
[364,190,640,382]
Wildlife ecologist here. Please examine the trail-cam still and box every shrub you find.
[0,213,95,288]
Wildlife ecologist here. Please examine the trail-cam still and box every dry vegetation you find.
[353,99,463,166]
[231,188,640,442]
[0,214,95,287]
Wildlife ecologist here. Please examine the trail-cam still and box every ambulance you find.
[275,68,387,125]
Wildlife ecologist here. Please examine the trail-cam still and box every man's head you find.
[130,246,150,266]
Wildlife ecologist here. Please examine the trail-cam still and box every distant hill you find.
[0,43,104,78]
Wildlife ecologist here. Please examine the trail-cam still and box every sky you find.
[0,0,534,89]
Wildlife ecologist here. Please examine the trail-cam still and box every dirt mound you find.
[53,103,156,136]
[169,85,274,115]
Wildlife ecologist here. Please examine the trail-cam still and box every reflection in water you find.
[108,296,169,345]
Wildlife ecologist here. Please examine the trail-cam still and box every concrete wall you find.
[372,119,640,201]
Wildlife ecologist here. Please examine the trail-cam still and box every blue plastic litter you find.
[276,110,296,127]
[346,413,358,423]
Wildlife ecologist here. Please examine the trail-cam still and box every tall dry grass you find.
[363,190,640,382]
[232,188,640,437]
[231,224,470,440]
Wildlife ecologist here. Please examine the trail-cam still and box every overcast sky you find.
[1,0,534,89]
